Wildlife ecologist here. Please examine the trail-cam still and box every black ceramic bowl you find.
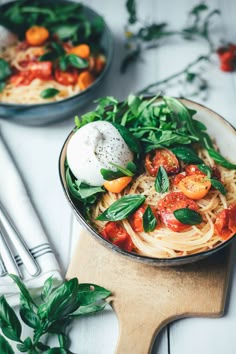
[59,97,236,266]
[0,0,113,126]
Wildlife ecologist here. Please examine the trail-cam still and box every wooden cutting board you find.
[66,230,232,354]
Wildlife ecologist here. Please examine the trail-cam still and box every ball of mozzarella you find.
[66,121,133,186]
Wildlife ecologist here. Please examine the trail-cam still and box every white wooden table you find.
[1,0,236,353]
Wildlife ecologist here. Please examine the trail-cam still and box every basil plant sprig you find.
[0,274,111,353]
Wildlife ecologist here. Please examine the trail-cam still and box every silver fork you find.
[0,203,41,278]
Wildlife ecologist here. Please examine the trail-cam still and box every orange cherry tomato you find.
[78,71,95,90]
[69,44,90,59]
[178,175,211,200]
[26,26,49,46]
[94,55,106,73]
[55,68,78,86]
[215,204,236,240]
[101,221,134,251]
[145,148,179,177]
[129,204,158,232]
[157,192,199,232]
[172,172,186,186]
[103,176,132,193]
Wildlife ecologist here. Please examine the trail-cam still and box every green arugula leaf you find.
[173,208,202,225]
[97,194,146,221]
[207,149,236,169]
[40,88,60,99]
[155,166,169,193]
[128,94,142,115]
[171,146,203,164]
[0,296,22,342]
[0,334,14,354]
[142,206,157,232]
[0,59,11,81]
[210,179,226,195]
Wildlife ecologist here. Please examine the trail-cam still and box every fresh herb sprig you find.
[0,275,111,353]
[0,58,11,93]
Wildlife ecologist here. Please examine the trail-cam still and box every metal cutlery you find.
[0,202,41,278]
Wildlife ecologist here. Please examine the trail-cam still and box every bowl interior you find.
[59,97,236,265]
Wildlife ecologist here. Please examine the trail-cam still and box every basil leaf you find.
[0,296,22,341]
[40,88,60,99]
[97,194,146,221]
[75,180,104,199]
[72,303,106,316]
[38,51,59,62]
[155,166,169,193]
[173,208,202,225]
[142,206,157,232]
[126,161,137,174]
[171,146,203,164]
[210,179,226,195]
[59,56,68,71]
[0,58,11,81]
[112,122,141,155]
[198,164,212,178]
[109,162,135,177]
[0,82,6,93]
[76,284,111,306]
[100,168,124,181]
[67,54,88,69]
[50,42,66,56]
[207,149,236,169]
[41,276,55,302]
[17,337,32,352]
[58,333,70,350]
[9,274,36,307]
[53,24,79,39]
[43,348,67,354]
[19,306,39,329]
[0,335,14,354]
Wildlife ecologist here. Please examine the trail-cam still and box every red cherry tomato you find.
[157,192,199,232]
[185,165,206,176]
[172,172,186,186]
[54,68,78,86]
[28,61,52,78]
[129,204,158,232]
[145,148,179,177]
[215,204,236,240]
[10,61,52,86]
[101,222,134,252]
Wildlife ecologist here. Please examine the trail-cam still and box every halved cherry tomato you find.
[10,61,52,86]
[157,192,199,232]
[145,148,179,177]
[178,175,211,200]
[69,44,90,59]
[185,165,206,176]
[101,221,134,251]
[26,26,49,46]
[172,172,186,186]
[94,55,106,73]
[103,176,132,193]
[78,71,95,90]
[28,61,52,78]
[215,204,236,240]
[129,204,158,232]
[55,68,78,86]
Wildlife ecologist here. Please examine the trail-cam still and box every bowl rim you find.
[58,96,236,264]
[0,0,114,108]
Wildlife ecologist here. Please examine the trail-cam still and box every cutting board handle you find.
[115,309,169,354]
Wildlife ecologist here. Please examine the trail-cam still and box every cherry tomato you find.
[103,176,132,193]
[178,175,211,200]
[129,204,158,232]
[94,55,106,73]
[28,61,52,78]
[157,192,199,232]
[69,44,90,59]
[78,71,95,90]
[10,71,35,86]
[10,61,52,86]
[215,204,236,240]
[145,148,179,177]
[26,26,49,46]
[172,172,186,186]
[55,68,78,86]
[101,222,134,251]
[185,165,206,176]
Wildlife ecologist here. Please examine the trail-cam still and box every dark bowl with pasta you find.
[59,96,236,266]
[0,0,113,126]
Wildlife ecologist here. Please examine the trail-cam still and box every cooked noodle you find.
[91,148,236,258]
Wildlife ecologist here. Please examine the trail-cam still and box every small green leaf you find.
[43,348,67,354]
[207,149,236,170]
[0,59,11,81]
[0,296,22,342]
[197,164,212,178]
[109,162,135,177]
[72,303,106,316]
[40,88,60,99]
[155,166,169,193]
[38,51,59,62]
[17,337,33,352]
[53,24,79,39]
[9,274,36,307]
[67,54,89,69]
[59,56,68,71]
[41,276,54,302]
[0,334,14,354]
[97,194,146,221]
[0,82,6,93]
[142,206,157,232]
[58,333,70,349]
[173,208,202,225]
[210,179,226,195]
[171,146,203,164]
[20,306,39,329]
[100,168,124,181]
[112,122,141,155]
[76,284,111,306]
[126,0,137,24]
